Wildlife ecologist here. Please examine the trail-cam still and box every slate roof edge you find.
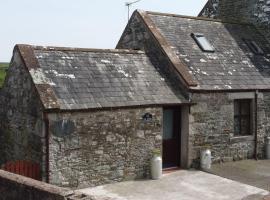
[136,10,198,87]
[16,44,61,110]
[28,44,145,54]
[190,88,270,92]
[146,10,253,26]
[44,102,195,113]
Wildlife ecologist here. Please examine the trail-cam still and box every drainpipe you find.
[254,90,258,160]
[44,113,50,183]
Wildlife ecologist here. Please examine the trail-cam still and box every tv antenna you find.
[125,0,141,21]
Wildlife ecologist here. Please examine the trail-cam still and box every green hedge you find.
[0,63,9,87]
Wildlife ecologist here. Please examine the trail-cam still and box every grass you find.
[0,62,9,87]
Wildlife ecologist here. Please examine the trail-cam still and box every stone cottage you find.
[0,44,189,188]
[1,3,270,189]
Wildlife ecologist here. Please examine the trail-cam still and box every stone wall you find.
[199,0,270,41]
[47,107,162,188]
[189,92,270,167]
[0,169,95,200]
[257,92,270,156]
[199,0,220,18]
[0,49,45,178]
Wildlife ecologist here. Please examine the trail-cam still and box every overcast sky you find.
[0,0,207,61]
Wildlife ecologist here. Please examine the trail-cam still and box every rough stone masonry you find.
[189,92,270,167]
[0,50,45,179]
[48,107,162,189]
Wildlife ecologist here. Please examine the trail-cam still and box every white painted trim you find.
[228,92,263,100]
[228,92,255,99]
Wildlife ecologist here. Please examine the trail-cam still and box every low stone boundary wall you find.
[0,170,94,200]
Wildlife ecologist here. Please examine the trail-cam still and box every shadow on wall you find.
[223,22,270,158]
[223,23,270,80]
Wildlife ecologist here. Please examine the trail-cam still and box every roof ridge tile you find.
[16,44,145,55]
[144,10,252,26]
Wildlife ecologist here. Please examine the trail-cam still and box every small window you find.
[163,109,174,140]
[234,99,252,136]
[243,39,264,55]
[191,33,215,52]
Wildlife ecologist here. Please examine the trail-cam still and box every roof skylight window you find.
[243,39,264,55]
[191,33,215,53]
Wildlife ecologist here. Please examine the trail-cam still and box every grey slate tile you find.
[149,13,270,90]
[33,48,187,110]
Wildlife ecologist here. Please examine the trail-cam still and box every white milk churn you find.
[266,137,270,159]
[200,149,212,170]
[151,154,162,180]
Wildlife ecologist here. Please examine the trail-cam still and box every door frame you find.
[180,105,190,169]
[162,105,190,169]
[162,106,181,169]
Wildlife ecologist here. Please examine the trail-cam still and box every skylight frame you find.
[243,38,264,55]
[191,33,215,53]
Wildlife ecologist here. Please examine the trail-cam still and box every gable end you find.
[16,44,60,110]
[137,10,198,87]
[117,10,198,88]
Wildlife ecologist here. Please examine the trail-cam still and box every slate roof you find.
[145,11,270,90]
[17,45,188,110]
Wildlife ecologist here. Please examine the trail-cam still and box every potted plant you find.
[150,148,162,180]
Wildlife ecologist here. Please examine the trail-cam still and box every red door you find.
[162,107,181,169]
[2,160,41,180]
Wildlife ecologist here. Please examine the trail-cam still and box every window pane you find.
[163,109,174,140]
[234,117,240,135]
[191,33,215,52]
[234,101,240,115]
[196,36,214,52]
[241,117,250,135]
[234,99,252,136]
[251,41,264,54]
[243,39,264,55]
[241,100,250,115]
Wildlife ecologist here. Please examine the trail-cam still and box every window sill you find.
[230,135,254,143]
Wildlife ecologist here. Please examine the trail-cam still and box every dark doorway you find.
[162,107,181,169]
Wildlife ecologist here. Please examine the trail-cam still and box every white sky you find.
[0,0,207,61]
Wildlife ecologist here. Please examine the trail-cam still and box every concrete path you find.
[78,170,269,200]
[207,160,270,191]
